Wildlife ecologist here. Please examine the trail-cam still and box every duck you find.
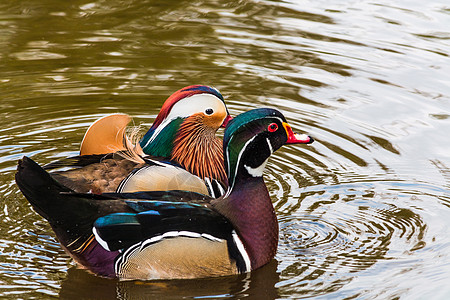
[15,108,314,280]
[47,85,232,197]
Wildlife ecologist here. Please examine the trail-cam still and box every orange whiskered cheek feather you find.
[202,111,228,130]
[171,115,227,184]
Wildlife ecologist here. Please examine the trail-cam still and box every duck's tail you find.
[15,155,130,225]
[15,156,73,221]
[16,156,123,277]
[15,156,92,254]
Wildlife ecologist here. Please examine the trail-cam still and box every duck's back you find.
[50,156,140,194]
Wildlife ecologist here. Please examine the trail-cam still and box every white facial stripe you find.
[166,93,226,121]
[225,115,285,193]
[228,135,257,191]
[144,93,227,147]
[272,116,284,123]
[266,138,273,154]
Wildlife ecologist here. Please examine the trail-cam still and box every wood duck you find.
[48,85,232,197]
[15,108,313,280]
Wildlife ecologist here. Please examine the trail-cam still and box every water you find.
[1,0,450,298]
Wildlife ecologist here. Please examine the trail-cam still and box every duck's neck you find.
[140,118,184,158]
[172,115,227,184]
[212,176,278,270]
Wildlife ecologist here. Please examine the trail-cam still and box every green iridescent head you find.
[223,108,313,189]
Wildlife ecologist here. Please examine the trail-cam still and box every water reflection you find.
[60,260,279,299]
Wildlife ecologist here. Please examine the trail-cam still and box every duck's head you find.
[224,108,313,190]
[140,85,232,157]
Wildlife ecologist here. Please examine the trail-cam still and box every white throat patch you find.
[244,158,268,177]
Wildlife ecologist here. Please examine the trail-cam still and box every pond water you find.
[1,0,450,299]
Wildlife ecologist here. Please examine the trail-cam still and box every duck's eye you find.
[205,108,214,115]
[268,123,278,132]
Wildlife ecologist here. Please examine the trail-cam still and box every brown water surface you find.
[1,0,450,299]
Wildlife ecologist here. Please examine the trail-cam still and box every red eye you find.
[268,123,278,132]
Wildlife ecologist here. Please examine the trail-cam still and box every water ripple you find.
[273,179,449,298]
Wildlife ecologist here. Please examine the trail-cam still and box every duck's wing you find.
[46,154,139,194]
[93,200,250,279]
[93,200,230,251]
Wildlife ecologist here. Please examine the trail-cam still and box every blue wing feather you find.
[94,213,138,227]
[124,199,207,212]
[94,201,234,252]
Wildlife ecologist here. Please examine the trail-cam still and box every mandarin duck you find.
[15,108,313,280]
[47,85,232,197]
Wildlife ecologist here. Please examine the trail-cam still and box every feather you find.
[115,125,146,164]
[93,201,233,252]
[172,114,227,185]
[116,164,209,195]
[80,114,132,155]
